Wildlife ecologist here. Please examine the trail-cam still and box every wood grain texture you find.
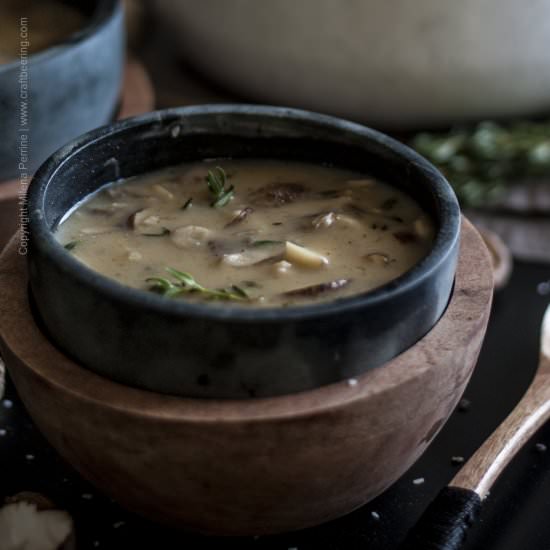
[0,219,493,535]
[451,304,550,498]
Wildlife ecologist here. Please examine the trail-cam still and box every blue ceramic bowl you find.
[0,0,124,181]
[27,105,460,398]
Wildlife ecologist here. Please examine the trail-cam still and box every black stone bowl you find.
[27,105,460,399]
[0,0,124,181]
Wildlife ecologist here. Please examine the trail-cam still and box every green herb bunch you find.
[206,167,235,208]
[411,120,550,207]
[147,267,248,301]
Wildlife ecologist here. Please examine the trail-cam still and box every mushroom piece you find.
[284,241,328,268]
[365,252,392,266]
[152,184,174,201]
[311,211,337,229]
[0,493,75,550]
[273,260,293,276]
[225,207,254,228]
[171,225,212,249]
[127,209,167,235]
[222,246,283,267]
[282,279,351,298]
[248,182,307,207]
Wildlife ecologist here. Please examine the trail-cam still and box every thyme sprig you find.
[206,167,234,208]
[146,267,248,301]
[411,120,550,207]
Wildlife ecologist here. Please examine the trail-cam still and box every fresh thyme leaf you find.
[64,241,79,251]
[147,267,249,301]
[230,285,249,299]
[142,227,171,237]
[206,167,235,208]
[181,198,193,210]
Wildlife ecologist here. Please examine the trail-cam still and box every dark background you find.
[1,260,549,549]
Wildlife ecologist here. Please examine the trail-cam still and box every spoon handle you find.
[399,355,550,550]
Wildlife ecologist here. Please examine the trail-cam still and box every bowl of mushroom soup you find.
[27,104,460,399]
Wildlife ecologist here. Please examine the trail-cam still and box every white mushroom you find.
[152,184,174,201]
[222,247,281,267]
[335,214,362,229]
[284,241,328,268]
[312,212,337,229]
[0,493,75,550]
[171,225,212,249]
[273,260,292,276]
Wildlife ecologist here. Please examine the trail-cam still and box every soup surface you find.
[56,160,435,306]
[0,0,85,64]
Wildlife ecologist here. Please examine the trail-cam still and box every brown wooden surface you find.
[451,304,550,498]
[0,219,493,535]
[0,59,155,253]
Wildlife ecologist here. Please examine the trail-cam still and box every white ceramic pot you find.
[153,0,550,128]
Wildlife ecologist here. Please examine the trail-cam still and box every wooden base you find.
[0,219,493,535]
[0,59,154,252]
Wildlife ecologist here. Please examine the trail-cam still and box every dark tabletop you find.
[1,260,550,550]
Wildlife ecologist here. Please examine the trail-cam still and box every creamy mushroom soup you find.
[56,160,435,306]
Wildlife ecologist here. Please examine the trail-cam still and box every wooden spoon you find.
[400,301,550,549]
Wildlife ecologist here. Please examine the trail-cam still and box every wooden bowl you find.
[0,219,493,535]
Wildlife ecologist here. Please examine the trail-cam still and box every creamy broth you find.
[0,0,85,64]
[56,160,435,306]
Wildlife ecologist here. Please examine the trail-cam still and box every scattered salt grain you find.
[537,281,550,296]
[0,429,6,436]
[113,521,125,529]
[81,493,93,500]
[457,398,471,412]
[347,378,358,387]
[25,454,34,461]
[535,443,547,453]
[371,511,380,520]
[412,477,425,485]
[93,541,100,548]
[451,456,465,465]
[2,399,13,409]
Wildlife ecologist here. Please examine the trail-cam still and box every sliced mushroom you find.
[285,241,328,268]
[152,184,174,201]
[128,209,168,236]
[171,225,212,249]
[273,260,292,276]
[222,247,283,267]
[365,252,392,266]
[335,213,362,229]
[311,211,337,229]
[282,279,351,298]
[248,182,308,207]
[225,207,254,228]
